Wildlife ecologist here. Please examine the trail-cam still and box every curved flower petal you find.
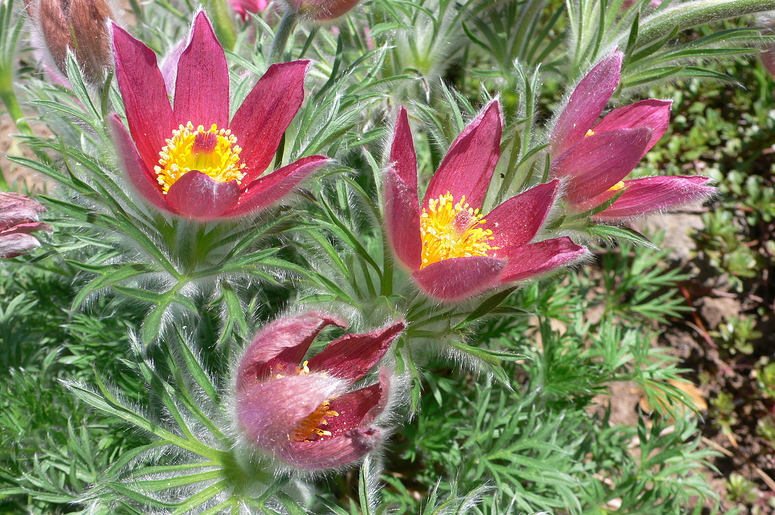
[551,127,652,205]
[483,180,559,253]
[551,51,623,157]
[237,313,346,388]
[283,427,383,470]
[230,60,310,182]
[424,101,502,210]
[112,23,176,174]
[173,11,230,129]
[499,237,588,283]
[384,167,422,270]
[165,171,242,219]
[308,321,404,382]
[223,155,330,217]
[593,175,715,221]
[412,256,506,301]
[0,233,43,258]
[593,99,672,154]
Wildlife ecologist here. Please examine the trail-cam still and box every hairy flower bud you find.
[286,0,361,21]
[0,192,52,258]
[27,0,115,84]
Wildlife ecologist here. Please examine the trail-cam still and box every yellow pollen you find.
[291,400,340,442]
[154,122,246,194]
[419,193,498,269]
[585,129,596,137]
[609,181,625,191]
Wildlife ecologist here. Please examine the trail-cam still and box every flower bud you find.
[0,192,52,258]
[228,0,270,19]
[27,0,115,84]
[285,0,360,21]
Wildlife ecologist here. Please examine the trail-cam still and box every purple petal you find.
[0,192,46,230]
[237,313,347,389]
[483,180,559,253]
[0,233,43,258]
[550,127,652,205]
[499,237,588,283]
[0,221,52,237]
[112,23,176,174]
[593,99,672,154]
[551,51,623,157]
[389,107,418,196]
[222,155,330,217]
[593,175,715,221]
[326,373,387,432]
[282,427,383,470]
[424,100,502,210]
[173,11,230,129]
[308,321,405,381]
[165,171,241,219]
[384,167,422,271]
[109,114,172,213]
[412,256,506,302]
[230,60,310,182]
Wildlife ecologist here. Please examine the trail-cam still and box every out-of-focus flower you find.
[0,192,52,258]
[109,12,329,220]
[229,0,270,19]
[549,50,714,221]
[621,0,664,10]
[759,15,775,77]
[286,0,361,21]
[384,102,588,302]
[235,313,404,470]
[26,0,116,84]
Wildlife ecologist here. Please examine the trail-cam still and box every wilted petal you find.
[483,180,559,253]
[165,171,242,219]
[173,11,230,129]
[593,99,672,154]
[499,237,588,283]
[424,101,502,210]
[551,51,623,157]
[593,175,715,221]
[413,256,506,301]
[384,167,422,271]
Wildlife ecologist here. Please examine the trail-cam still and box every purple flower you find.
[228,0,270,19]
[384,101,588,302]
[550,51,714,221]
[235,313,405,470]
[109,12,330,220]
[0,192,52,258]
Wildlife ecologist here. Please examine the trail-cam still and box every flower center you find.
[419,193,498,269]
[154,122,246,194]
[291,400,340,442]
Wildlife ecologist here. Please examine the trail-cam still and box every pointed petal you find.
[283,427,383,470]
[593,99,672,153]
[326,371,390,432]
[389,107,418,192]
[384,167,422,271]
[0,233,43,258]
[551,51,623,157]
[173,11,230,128]
[222,155,329,217]
[112,23,176,174]
[483,180,559,252]
[109,114,173,213]
[412,256,506,302]
[424,101,502,210]
[499,238,588,283]
[230,60,310,182]
[550,127,652,205]
[308,321,404,381]
[237,313,347,389]
[593,175,715,221]
[165,171,241,219]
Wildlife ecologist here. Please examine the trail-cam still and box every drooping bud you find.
[27,0,116,84]
[285,0,361,21]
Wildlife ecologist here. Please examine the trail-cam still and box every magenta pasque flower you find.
[549,50,714,221]
[0,192,52,258]
[235,313,405,470]
[109,12,329,220]
[384,102,588,302]
[229,0,270,18]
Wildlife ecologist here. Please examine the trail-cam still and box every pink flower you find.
[549,51,714,221]
[0,192,52,258]
[110,12,329,220]
[286,0,361,21]
[228,0,270,19]
[236,313,404,470]
[384,102,588,303]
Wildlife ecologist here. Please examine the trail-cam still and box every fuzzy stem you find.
[270,11,299,63]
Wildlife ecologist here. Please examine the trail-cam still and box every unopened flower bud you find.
[286,0,360,21]
[27,0,116,84]
[0,192,52,258]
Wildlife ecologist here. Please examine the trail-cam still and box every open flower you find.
[110,12,329,220]
[235,313,405,470]
[549,51,714,220]
[384,102,588,302]
[0,192,52,258]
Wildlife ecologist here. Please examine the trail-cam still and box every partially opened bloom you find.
[229,0,270,18]
[235,313,405,470]
[110,12,329,220]
[0,192,52,258]
[549,51,714,221]
[384,102,588,302]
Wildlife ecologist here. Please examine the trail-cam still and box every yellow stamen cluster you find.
[608,181,625,191]
[585,128,596,137]
[155,122,245,194]
[419,193,498,269]
[291,400,340,442]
